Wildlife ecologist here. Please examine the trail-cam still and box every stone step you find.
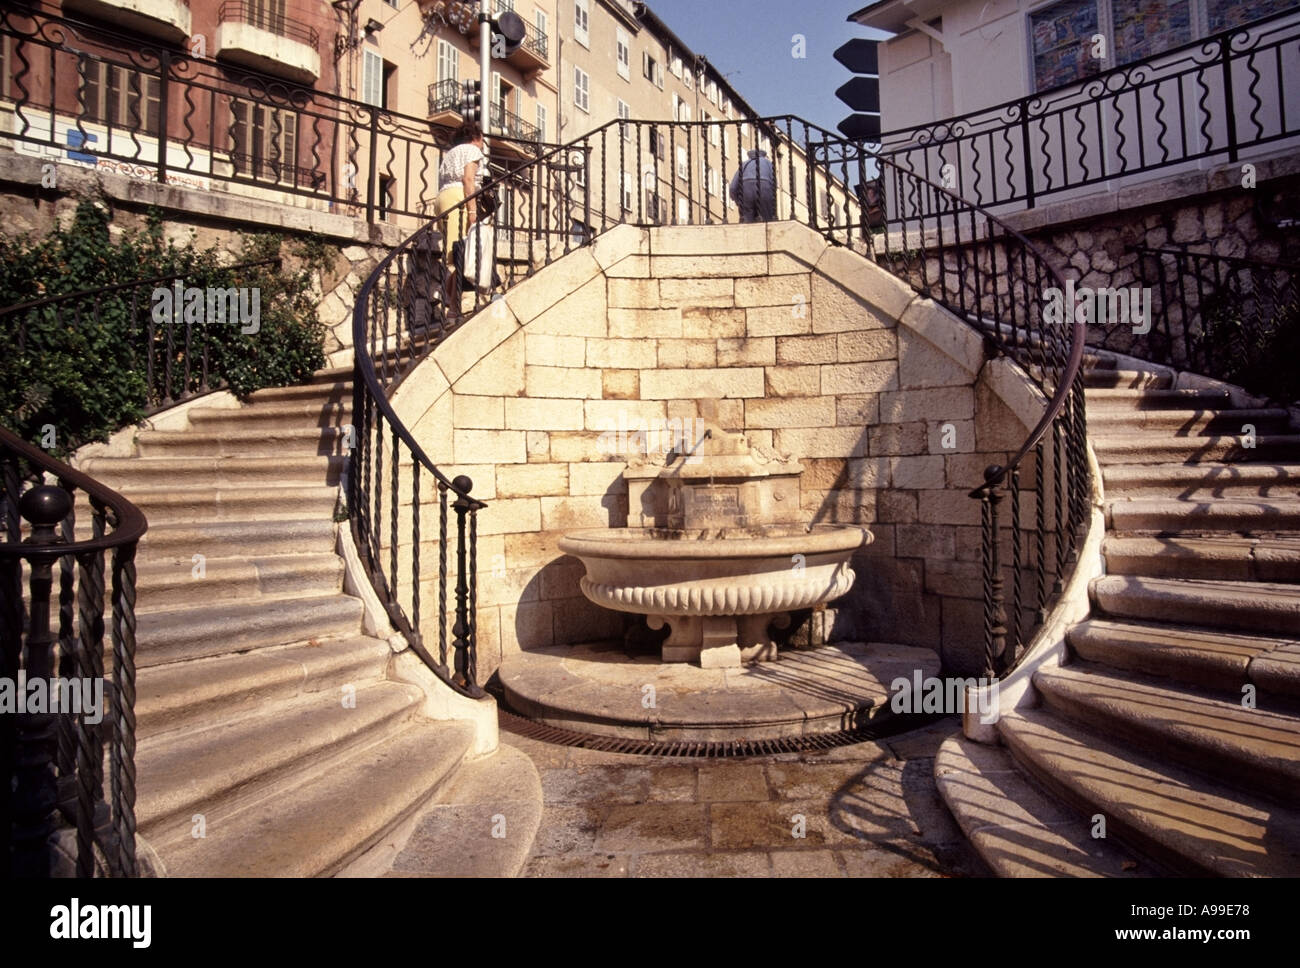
[81,455,345,488]
[187,402,351,434]
[152,719,475,877]
[1100,463,1300,499]
[242,381,352,405]
[1091,574,1300,637]
[1089,434,1300,464]
[1084,387,1234,410]
[1104,497,1300,533]
[137,517,337,564]
[1034,663,1300,803]
[998,708,1300,876]
[1082,368,1174,390]
[137,680,423,837]
[133,553,345,609]
[307,366,355,386]
[89,484,338,525]
[1066,618,1300,701]
[1081,353,1119,371]
[136,593,364,667]
[342,742,545,878]
[933,733,1161,877]
[136,635,391,739]
[1088,408,1294,435]
[1102,534,1300,582]
[134,427,348,458]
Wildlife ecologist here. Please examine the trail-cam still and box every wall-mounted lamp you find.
[364,18,384,36]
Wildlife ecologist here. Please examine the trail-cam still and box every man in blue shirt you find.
[729,149,777,223]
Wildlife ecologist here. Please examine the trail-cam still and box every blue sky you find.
[644,0,889,134]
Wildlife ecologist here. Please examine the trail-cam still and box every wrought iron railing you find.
[0,259,281,435]
[520,15,549,62]
[490,102,539,143]
[0,7,539,223]
[1,425,146,877]
[874,9,1300,211]
[350,115,1087,686]
[1091,246,1299,402]
[217,0,320,50]
[428,78,462,116]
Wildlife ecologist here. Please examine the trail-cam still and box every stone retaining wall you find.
[391,221,1042,679]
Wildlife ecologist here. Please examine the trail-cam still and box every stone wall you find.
[1005,161,1300,363]
[390,221,1041,680]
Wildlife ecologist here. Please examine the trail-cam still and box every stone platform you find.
[499,641,941,742]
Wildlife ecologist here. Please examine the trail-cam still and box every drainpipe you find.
[480,0,492,136]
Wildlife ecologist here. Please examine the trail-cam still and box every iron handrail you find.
[873,7,1300,210]
[353,113,1087,686]
[349,138,584,698]
[0,427,147,559]
[1,423,145,878]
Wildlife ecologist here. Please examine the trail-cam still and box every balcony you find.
[466,15,549,75]
[491,103,538,143]
[215,1,321,85]
[488,102,538,160]
[61,0,191,45]
[428,78,464,129]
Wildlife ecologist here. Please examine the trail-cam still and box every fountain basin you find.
[559,524,871,668]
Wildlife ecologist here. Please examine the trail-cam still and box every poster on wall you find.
[1112,0,1193,62]
[1208,0,1299,32]
[1030,0,1102,91]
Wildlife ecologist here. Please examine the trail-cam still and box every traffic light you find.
[491,11,525,58]
[461,79,481,122]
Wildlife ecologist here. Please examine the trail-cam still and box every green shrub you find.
[1192,289,1300,405]
[0,197,335,457]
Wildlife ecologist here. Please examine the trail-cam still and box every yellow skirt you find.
[435,185,470,264]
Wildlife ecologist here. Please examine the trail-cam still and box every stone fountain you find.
[558,421,871,668]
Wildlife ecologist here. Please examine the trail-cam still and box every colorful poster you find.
[1030,0,1102,90]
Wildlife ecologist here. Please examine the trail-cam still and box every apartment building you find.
[0,1,344,202]
[852,0,1299,129]
[554,0,771,231]
[1,0,846,234]
[0,0,561,225]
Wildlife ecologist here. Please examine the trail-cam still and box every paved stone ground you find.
[511,716,990,877]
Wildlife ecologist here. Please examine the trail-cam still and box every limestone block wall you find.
[390,221,1039,680]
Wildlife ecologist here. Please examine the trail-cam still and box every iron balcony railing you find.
[0,7,514,224]
[217,0,320,50]
[490,102,539,143]
[519,16,548,62]
[0,259,282,434]
[1091,246,1299,403]
[1,426,147,877]
[428,78,462,116]
[873,8,1300,211]
[350,115,1088,689]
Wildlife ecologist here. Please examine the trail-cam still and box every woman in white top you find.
[435,122,487,312]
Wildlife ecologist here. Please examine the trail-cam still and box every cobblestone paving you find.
[512,717,989,877]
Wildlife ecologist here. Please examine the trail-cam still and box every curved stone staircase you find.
[75,371,538,877]
[937,356,1300,877]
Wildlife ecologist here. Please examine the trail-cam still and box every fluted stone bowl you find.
[559,524,872,667]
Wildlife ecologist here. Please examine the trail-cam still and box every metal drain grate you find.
[496,709,945,758]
